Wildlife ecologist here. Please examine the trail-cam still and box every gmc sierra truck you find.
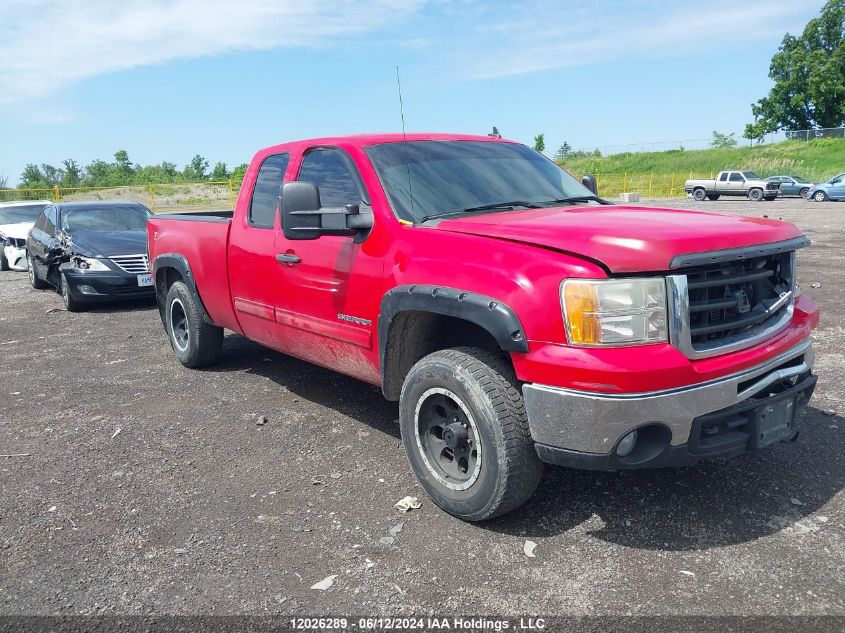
[147,134,819,521]
[685,171,780,201]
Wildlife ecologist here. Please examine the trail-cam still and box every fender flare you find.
[378,284,529,383]
[152,253,214,325]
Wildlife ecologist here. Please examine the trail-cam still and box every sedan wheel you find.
[813,191,828,202]
[28,254,49,289]
[800,187,810,199]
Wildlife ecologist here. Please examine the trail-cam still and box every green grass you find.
[560,138,845,182]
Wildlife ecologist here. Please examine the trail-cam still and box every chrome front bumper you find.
[522,338,814,456]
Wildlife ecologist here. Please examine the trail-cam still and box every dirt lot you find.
[0,197,843,618]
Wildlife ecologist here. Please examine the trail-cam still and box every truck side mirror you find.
[582,174,598,195]
[281,182,374,241]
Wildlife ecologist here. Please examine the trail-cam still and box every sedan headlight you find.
[561,278,667,346]
[71,255,110,271]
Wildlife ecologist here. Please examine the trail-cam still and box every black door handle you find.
[276,253,301,264]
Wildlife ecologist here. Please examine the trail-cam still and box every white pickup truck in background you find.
[685,171,780,202]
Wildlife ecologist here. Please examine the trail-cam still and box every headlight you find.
[561,278,667,346]
[71,256,110,271]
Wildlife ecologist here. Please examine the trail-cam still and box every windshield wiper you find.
[418,200,543,223]
[542,195,612,205]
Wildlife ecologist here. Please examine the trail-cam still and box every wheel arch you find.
[378,285,528,400]
[152,253,214,325]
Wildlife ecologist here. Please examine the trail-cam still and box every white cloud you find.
[0,0,427,106]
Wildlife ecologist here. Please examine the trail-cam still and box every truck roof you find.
[254,132,515,160]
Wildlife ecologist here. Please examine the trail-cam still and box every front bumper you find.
[63,269,155,302]
[523,338,816,469]
[3,245,28,271]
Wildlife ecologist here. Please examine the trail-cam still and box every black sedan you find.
[26,201,154,311]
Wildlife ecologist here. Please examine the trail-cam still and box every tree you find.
[744,0,845,139]
[210,161,229,181]
[711,131,738,148]
[40,164,64,187]
[185,154,209,180]
[231,163,249,187]
[533,133,545,152]
[20,164,47,188]
[62,159,82,187]
[554,142,572,161]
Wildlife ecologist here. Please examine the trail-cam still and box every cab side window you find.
[729,172,744,182]
[297,148,363,208]
[249,153,290,228]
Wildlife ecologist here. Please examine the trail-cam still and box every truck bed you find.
[147,212,240,332]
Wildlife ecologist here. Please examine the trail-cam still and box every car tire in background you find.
[748,188,764,202]
[692,188,707,202]
[28,254,49,289]
[164,280,224,368]
[0,247,8,271]
[399,346,543,521]
[59,272,85,312]
[800,187,810,199]
[706,194,720,200]
[813,190,828,202]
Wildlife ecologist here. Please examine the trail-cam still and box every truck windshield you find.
[365,141,596,223]
[61,205,152,233]
[0,204,48,224]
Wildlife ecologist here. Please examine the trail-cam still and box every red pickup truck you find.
[147,133,819,521]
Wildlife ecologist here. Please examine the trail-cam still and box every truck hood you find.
[0,222,34,240]
[433,205,804,273]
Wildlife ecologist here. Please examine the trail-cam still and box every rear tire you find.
[748,188,763,202]
[60,272,85,312]
[813,190,828,202]
[692,188,707,202]
[399,347,543,521]
[28,254,49,289]
[164,281,223,368]
[706,194,720,201]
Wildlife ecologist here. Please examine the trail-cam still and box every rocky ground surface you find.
[0,196,842,617]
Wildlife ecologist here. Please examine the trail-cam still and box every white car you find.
[0,200,51,271]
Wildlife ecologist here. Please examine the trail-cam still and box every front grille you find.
[109,254,149,274]
[686,252,793,349]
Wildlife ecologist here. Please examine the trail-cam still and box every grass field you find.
[560,138,845,182]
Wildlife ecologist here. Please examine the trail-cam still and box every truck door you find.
[715,172,729,193]
[270,146,382,384]
[227,152,293,350]
[728,171,745,194]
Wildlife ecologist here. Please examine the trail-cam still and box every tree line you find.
[13,150,248,190]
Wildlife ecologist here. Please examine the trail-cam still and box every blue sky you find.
[0,0,827,185]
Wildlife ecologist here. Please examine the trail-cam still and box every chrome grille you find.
[109,254,149,274]
[668,251,795,359]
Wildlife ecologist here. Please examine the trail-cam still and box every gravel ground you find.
[0,196,842,618]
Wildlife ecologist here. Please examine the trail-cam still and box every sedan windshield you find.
[365,141,596,222]
[742,171,760,179]
[0,204,48,224]
[62,205,151,233]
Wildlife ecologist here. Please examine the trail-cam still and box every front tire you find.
[692,188,707,202]
[60,272,85,312]
[399,347,543,521]
[813,190,828,202]
[164,281,224,368]
[800,187,810,199]
[28,254,49,289]
[748,188,764,202]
